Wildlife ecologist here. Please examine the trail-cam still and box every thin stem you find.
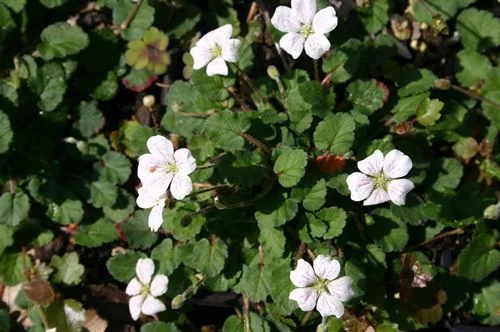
[313,59,320,82]
[240,132,270,154]
[233,63,267,104]
[118,0,143,32]
[185,184,232,198]
[450,84,500,111]
[35,305,49,329]
[196,163,216,170]
[408,227,464,251]
[172,110,214,118]
[300,311,313,327]
[242,295,251,332]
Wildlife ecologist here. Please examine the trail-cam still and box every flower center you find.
[300,24,314,38]
[373,173,390,190]
[313,278,330,294]
[165,162,178,174]
[210,44,223,60]
[140,284,150,297]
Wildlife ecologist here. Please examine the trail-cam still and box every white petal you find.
[304,33,330,59]
[170,174,193,200]
[174,148,197,175]
[221,39,241,63]
[190,45,212,70]
[363,187,390,206]
[141,171,173,198]
[279,32,305,59]
[271,6,302,33]
[312,7,338,34]
[292,0,316,24]
[141,296,166,316]
[150,275,169,297]
[290,259,317,287]
[148,203,165,232]
[313,255,340,281]
[327,276,355,302]
[316,293,344,318]
[357,150,384,176]
[147,136,174,162]
[206,57,228,76]
[383,149,413,178]
[137,154,162,182]
[125,277,142,296]
[129,295,144,321]
[387,179,415,206]
[136,187,158,209]
[289,287,318,311]
[346,172,374,202]
[136,258,155,284]
[205,24,233,42]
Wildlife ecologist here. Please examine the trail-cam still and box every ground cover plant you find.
[0,0,499,331]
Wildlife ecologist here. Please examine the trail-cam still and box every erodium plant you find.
[0,0,499,330]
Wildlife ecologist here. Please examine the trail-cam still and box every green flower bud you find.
[267,65,279,80]
[143,95,155,108]
[171,294,186,310]
[483,203,500,220]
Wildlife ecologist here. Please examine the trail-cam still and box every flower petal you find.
[346,172,374,202]
[174,148,197,175]
[327,276,355,302]
[170,174,193,200]
[147,136,174,162]
[363,187,390,206]
[316,293,344,318]
[289,287,318,311]
[383,149,413,178]
[387,179,415,206]
[137,154,162,182]
[357,150,384,176]
[136,187,158,209]
[136,258,155,284]
[304,33,330,59]
[141,170,173,198]
[190,45,212,70]
[290,259,317,287]
[141,296,166,316]
[129,295,144,321]
[221,39,241,63]
[279,32,305,59]
[271,6,302,33]
[206,24,233,42]
[125,277,142,296]
[313,255,340,281]
[292,0,316,24]
[312,7,338,34]
[206,57,228,76]
[148,203,165,232]
[150,274,169,297]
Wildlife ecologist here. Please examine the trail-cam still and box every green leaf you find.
[166,5,201,39]
[273,149,308,188]
[268,258,296,315]
[50,252,84,285]
[204,110,251,151]
[112,0,155,40]
[0,192,30,227]
[45,299,85,332]
[28,63,67,112]
[186,238,228,277]
[357,0,389,33]
[0,252,25,285]
[391,93,429,122]
[318,207,348,239]
[322,39,363,83]
[163,201,205,241]
[411,0,459,24]
[298,81,335,117]
[291,179,327,212]
[217,151,264,187]
[347,80,386,115]
[287,87,313,134]
[122,210,158,249]
[255,190,298,227]
[398,68,437,97]
[95,151,132,185]
[223,312,270,332]
[234,259,272,302]
[366,209,409,252]
[0,0,26,12]
[74,101,105,138]
[74,218,117,248]
[456,49,492,88]
[141,321,180,332]
[457,8,500,51]
[46,199,84,225]
[458,233,500,282]
[313,113,355,155]
[0,110,12,154]
[432,158,463,193]
[416,97,444,127]
[0,309,10,331]
[89,180,118,208]
[259,227,285,260]
[38,23,89,60]
[106,251,145,282]
[151,239,180,275]
[39,0,69,8]
[120,120,155,158]
[452,137,479,160]
[472,280,500,325]
[103,189,135,223]
[0,225,13,256]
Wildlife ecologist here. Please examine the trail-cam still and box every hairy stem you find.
[450,84,500,111]
[240,132,270,154]
[119,0,143,32]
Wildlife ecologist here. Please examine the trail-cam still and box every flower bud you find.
[171,294,186,310]
[267,65,280,80]
[484,203,500,220]
[143,95,156,108]
[434,79,451,90]
[365,215,375,225]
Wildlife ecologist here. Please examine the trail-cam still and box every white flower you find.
[126,258,169,321]
[190,24,241,76]
[289,255,354,318]
[271,0,338,59]
[138,135,197,200]
[136,187,166,232]
[346,149,415,206]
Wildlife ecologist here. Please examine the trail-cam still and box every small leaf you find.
[186,238,228,278]
[318,207,348,239]
[314,113,356,155]
[457,8,500,51]
[357,0,390,33]
[234,259,272,302]
[416,98,444,127]
[273,148,308,188]
[456,49,492,88]
[347,80,386,115]
[0,252,26,285]
[74,101,105,138]
[0,225,13,256]
[204,110,251,151]
[151,239,180,275]
[94,151,132,185]
[38,23,89,60]
[50,252,84,285]
[291,179,327,212]
[0,110,12,154]
[89,180,118,208]
[45,299,85,332]
[255,190,298,227]
[112,0,155,40]
[46,199,84,225]
[0,191,30,227]
[458,233,500,282]
[74,218,117,248]
[122,210,158,249]
[452,137,479,161]
[398,68,437,97]
[106,251,145,283]
[259,227,286,261]
[141,321,180,332]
